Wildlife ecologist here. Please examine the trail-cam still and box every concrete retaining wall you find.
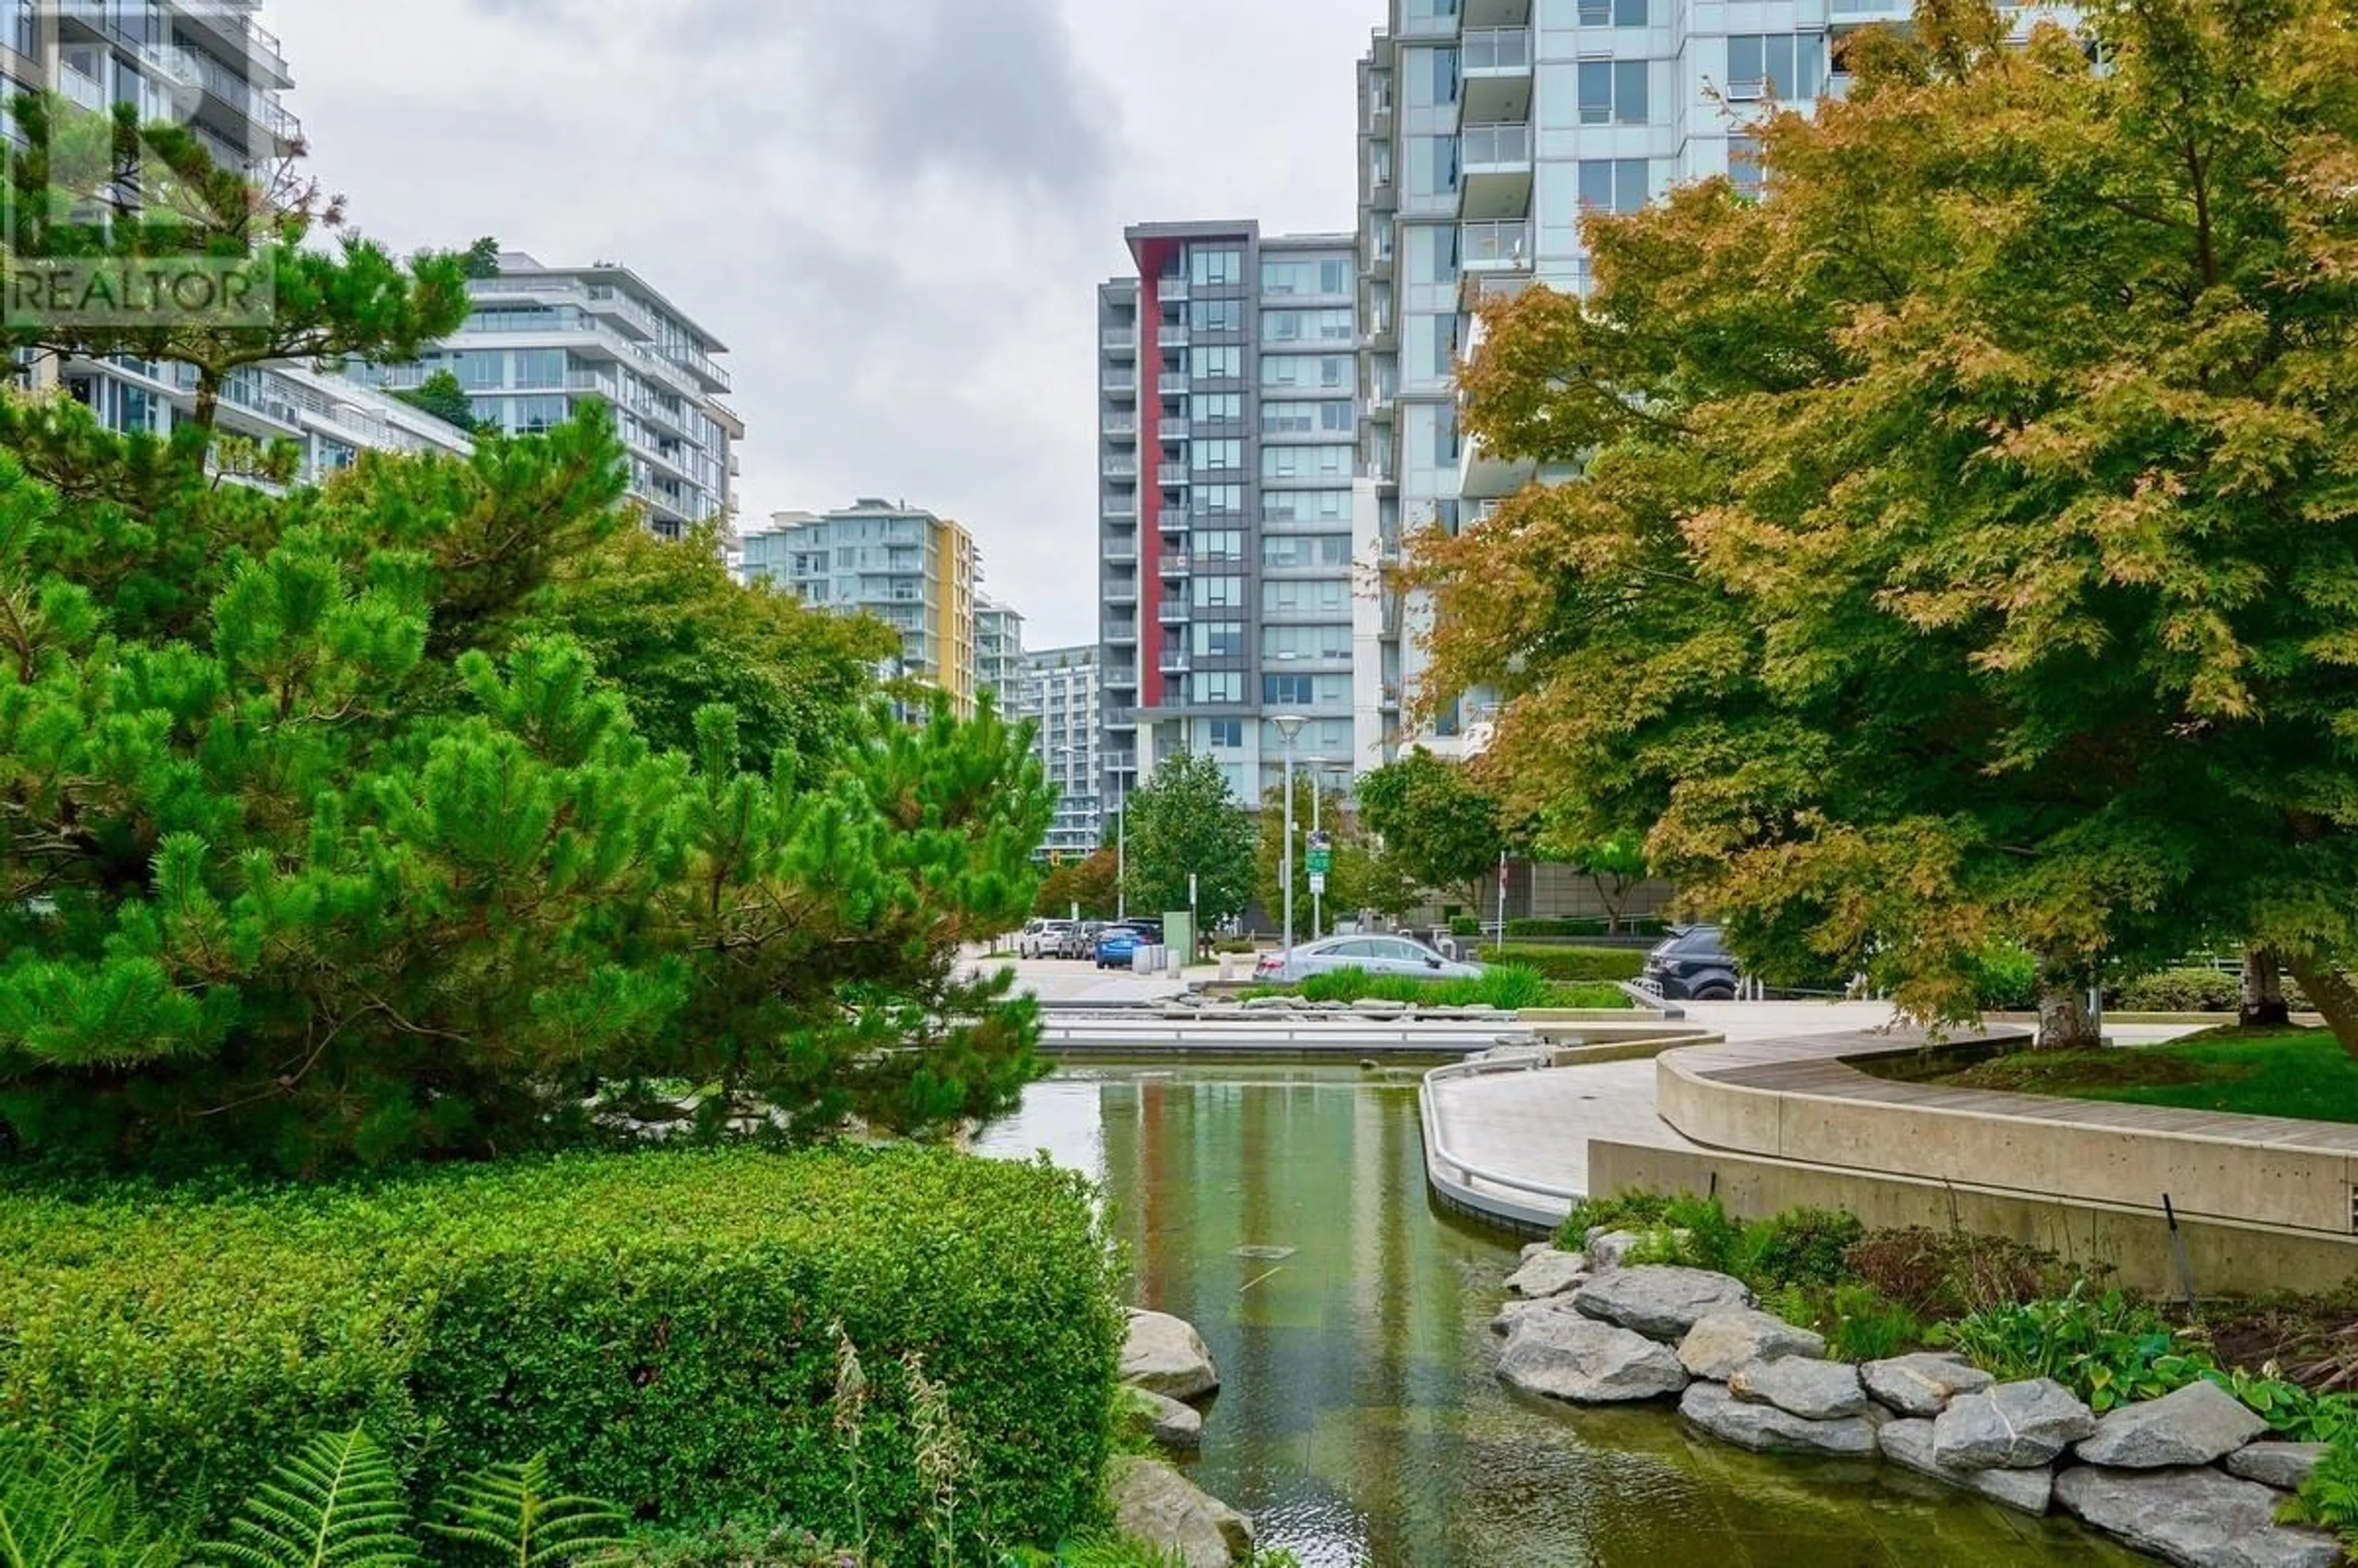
[1590,1139,2358,1297]
[1656,1044,2358,1235]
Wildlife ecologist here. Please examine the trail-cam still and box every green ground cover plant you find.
[1483,945,1648,983]
[0,1146,1123,1561]
[1247,966,1629,1011]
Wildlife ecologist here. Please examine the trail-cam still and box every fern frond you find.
[427,1455,628,1567]
[204,1429,419,1568]
[0,1413,178,1568]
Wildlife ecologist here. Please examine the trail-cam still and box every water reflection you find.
[976,1065,2142,1568]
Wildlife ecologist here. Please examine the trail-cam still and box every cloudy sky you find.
[268,0,1374,648]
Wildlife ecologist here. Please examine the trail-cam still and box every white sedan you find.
[1254,934,1485,985]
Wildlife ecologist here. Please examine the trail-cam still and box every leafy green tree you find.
[1414,0,2358,1047]
[1357,752,1512,914]
[527,519,897,764]
[1121,753,1254,926]
[1255,775,1357,935]
[461,236,504,279]
[393,368,480,435]
[0,392,1048,1171]
[1036,848,1119,920]
[1,97,470,436]
[1543,828,1651,934]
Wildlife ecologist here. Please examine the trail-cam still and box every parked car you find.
[1641,924,1741,1001]
[1019,919,1074,960]
[1056,921,1107,960]
[1253,933,1485,986]
[1094,924,1155,969]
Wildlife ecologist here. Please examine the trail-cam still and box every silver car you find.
[1254,934,1485,985]
[1019,919,1074,960]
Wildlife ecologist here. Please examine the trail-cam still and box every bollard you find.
[1220,955,1235,982]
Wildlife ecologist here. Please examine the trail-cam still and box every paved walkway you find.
[1422,1001,2211,1221]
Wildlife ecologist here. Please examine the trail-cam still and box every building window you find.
[1263,308,1355,343]
[1578,0,1648,21]
[1263,445,1353,481]
[1192,392,1244,424]
[1191,529,1245,562]
[1264,674,1317,706]
[1578,60,1649,125]
[1264,534,1353,567]
[1193,623,1245,658]
[1189,247,1243,287]
[1191,438,1243,473]
[1193,671,1245,704]
[1208,719,1243,748]
[1727,33,1824,100]
[1192,485,1246,517]
[1189,298,1244,333]
[1729,133,1764,193]
[1578,158,1652,214]
[1189,345,1243,379]
[1194,575,1245,608]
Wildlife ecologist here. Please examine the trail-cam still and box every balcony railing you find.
[1158,418,1190,440]
[1158,651,1191,674]
[1157,373,1190,395]
[1157,602,1191,626]
[1158,462,1191,486]
[1162,324,1191,348]
[1159,553,1193,576]
[1102,497,1138,519]
[1102,457,1138,478]
[1101,328,1136,352]
[1157,278,1189,303]
[1104,413,1138,435]
[1462,122,1531,166]
[1105,373,1138,394]
[1463,27,1531,70]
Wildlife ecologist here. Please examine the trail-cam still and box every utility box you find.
[1162,911,1197,969]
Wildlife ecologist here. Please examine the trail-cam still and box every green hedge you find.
[1504,918,1667,939]
[1487,944,1648,982]
[0,1147,1123,1561]
[2114,968,2242,1012]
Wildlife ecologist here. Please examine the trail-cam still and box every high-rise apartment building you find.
[975,598,1025,708]
[738,500,982,718]
[1357,0,1957,755]
[1016,644,1103,858]
[1097,222,1371,821]
[348,253,740,538]
[11,4,477,478]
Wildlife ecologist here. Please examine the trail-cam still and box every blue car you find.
[1094,925,1157,969]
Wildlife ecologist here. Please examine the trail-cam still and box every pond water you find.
[975,1063,2145,1568]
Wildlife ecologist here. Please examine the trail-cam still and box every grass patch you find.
[1242,964,1630,1011]
[1932,1027,2358,1123]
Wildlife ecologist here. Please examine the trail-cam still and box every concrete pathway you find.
[1422,1000,2211,1222]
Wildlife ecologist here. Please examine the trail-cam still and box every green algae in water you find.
[976,1065,2147,1568]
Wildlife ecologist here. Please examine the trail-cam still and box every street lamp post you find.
[1272,715,1308,957]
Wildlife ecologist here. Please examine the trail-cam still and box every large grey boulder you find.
[1505,1249,1592,1298]
[2223,1442,2330,1492]
[1109,1457,1255,1568]
[1498,1313,1691,1404]
[1879,1418,2053,1515]
[1678,1310,1827,1381]
[1573,1265,1756,1343]
[2054,1465,2342,1568]
[1586,1229,1645,1269]
[2075,1380,2270,1469]
[1119,1385,1204,1451]
[1520,1240,1555,1262]
[1861,1353,1995,1418]
[1728,1355,1873,1421]
[1492,1295,1581,1338]
[1679,1381,1880,1457]
[1932,1378,2096,1470]
[1121,1309,1220,1402]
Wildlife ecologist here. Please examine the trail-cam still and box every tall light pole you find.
[1272,714,1307,956]
[1308,761,1344,941]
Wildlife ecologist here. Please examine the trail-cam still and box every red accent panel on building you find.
[1131,236,1180,712]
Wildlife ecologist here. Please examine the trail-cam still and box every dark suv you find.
[1641,925,1741,1001]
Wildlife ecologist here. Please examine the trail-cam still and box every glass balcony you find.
[1461,220,1531,269]
[1158,372,1190,395]
[1157,278,1189,303]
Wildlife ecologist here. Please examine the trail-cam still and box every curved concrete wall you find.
[1656,1042,2358,1236]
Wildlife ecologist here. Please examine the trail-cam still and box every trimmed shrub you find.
[1447,915,1483,937]
[1969,945,2040,1011]
[1504,918,1606,938]
[1487,945,1648,983]
[1288,965,1627,1011]
[0,1147,1123,1559]
[2115,968,2241,1013]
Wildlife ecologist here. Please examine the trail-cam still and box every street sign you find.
[1309,873,1326,896]
[1306,830,1333,877]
